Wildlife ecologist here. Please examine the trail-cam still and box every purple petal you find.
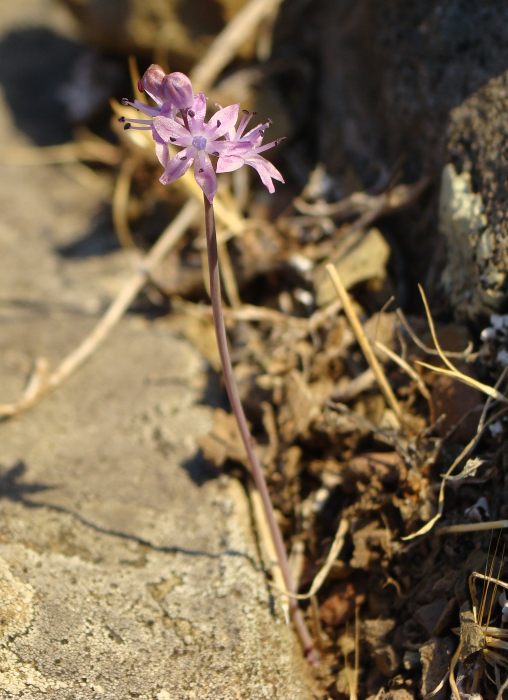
[216,154,245,173]
[159,148,193,186]
[205,104,239,139]
[155,141,169,167]
[189,93,206,129]
[153,116,191,146]
[245,155,284,193]
[194,151,217,202]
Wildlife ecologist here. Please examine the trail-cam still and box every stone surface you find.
[0,3,315,698]
[307,0,508,315]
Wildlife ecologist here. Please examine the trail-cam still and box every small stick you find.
[112,155,137,248]
[325,264,402,422]
[203,195,318,662]
[437,520,508,535]
[0,199,200,419]
[190,0,283,91]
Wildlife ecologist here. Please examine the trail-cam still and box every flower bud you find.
[162,72,194,110]
[139,64,166,101]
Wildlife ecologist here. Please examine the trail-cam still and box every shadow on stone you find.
[56,207,119,259]
[0,27,84,145]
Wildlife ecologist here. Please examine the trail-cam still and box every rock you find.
[308,0,508,317]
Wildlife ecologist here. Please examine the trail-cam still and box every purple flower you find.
[217,110,285,194]
[152,93,246,202]
[120,69,284,201]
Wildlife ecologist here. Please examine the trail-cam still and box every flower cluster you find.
[120,65,285,202]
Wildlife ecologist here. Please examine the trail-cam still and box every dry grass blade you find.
[375,340,433,408]
[437,521,508,535]
[402,401,508,540]
[416,285,508,404]
[112,156,137,249]
[190,0,283,91]
[271,519,348,600]
[0,200,200,420]
[326,264,402,423]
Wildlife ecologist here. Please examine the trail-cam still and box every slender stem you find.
[203,196,317,662]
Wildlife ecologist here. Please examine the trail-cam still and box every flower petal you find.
[159,148,193,186]
[155,141,169,167]
[153,116,191,146]
[245,155,284,193]
[216,153,245,173]
[189,93,206,129]
[205,104,239,139]
[194,151,217,202]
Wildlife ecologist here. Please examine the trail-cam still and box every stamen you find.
[198,168,204,173]
[121,98,130,105]
[180,156,187,160]
[188,109,195,118]
[216,120,221,127]
[213,151,220,156]
[118,116,126,122]
[170,137,176,142]
[124,123,131,130]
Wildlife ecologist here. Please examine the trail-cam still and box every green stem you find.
[203,195,318,662]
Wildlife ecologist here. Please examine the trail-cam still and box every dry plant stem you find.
[190,0,283,91]
[325,264,402,423]
[203,195,317,663]
[0,200,199,419]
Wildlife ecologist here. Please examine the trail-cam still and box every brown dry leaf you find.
[431,371,482,440]
[350,522,392,569]
[419,637,454,700]
[278,370,333,442]
[314,227,390,306]
[198,408,247,468]
[363,618,399,678]
[319,581,361,626]
[345,452,406,490]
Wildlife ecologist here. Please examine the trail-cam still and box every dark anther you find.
[123,123,131,130]
[170,137,176,142]
[242,109,250,114]
[121,97,129,105]
[213,151,220,156]
[216,120,221,127]
[180,156,187,160]
[188,110,195,118]
[199,168,204,173]
[118,116,126,122]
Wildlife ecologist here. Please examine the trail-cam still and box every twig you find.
[437,520,508,535]
[326,264,402,423]
[190,0,283,91]
[112,156,138,248]
[0,200,200,419]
